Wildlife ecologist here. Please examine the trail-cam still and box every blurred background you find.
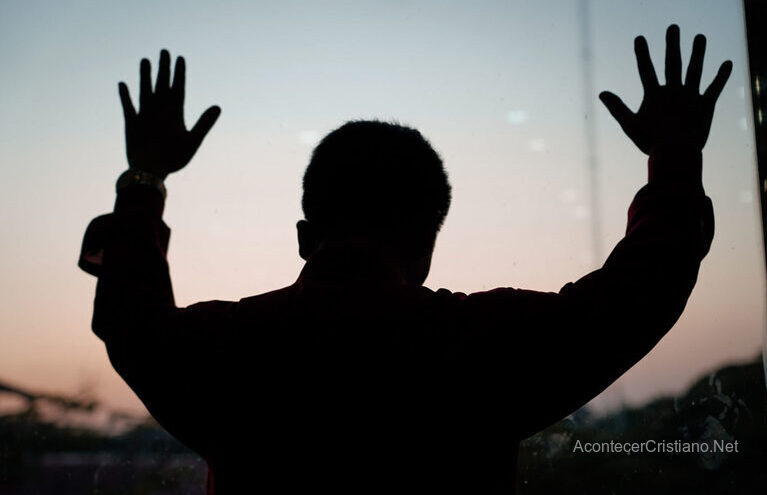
[1,0,765,493]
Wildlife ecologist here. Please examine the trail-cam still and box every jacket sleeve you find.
[455,149,714,439]
[79,185,238,459]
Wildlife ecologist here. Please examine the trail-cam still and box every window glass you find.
[0,0,763,492]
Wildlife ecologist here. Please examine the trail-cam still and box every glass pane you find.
[0,0,764,493]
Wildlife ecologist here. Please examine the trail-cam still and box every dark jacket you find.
[79,151,713,494]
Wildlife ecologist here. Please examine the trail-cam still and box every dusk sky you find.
[0,0,764,415]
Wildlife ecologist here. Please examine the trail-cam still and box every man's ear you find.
[297,220,320,260]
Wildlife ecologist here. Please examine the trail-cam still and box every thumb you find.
[599,91,635,136]
[188,105,222,152]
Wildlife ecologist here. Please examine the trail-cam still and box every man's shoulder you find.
[239,284,297,303]
[235,282,524,305]
[235,284,300,319]
[231,281,529,324]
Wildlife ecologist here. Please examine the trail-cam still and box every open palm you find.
[118,50,221,178]
[599,25,732,156]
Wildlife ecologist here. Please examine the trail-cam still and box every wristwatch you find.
[116,169,167,199]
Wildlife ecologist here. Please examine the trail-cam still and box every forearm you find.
[509,150,713,438]
[81,181,235,459]
[88,184,175,341]
[553,150,713,405]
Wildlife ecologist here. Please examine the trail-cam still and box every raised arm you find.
[456,25,730,438]
[79,50,228,457]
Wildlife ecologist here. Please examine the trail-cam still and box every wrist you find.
[114,169,167,217]
[116,168,167,199]
[648,146,703,190]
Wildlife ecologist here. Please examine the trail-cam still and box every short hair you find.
[302,120,451,255]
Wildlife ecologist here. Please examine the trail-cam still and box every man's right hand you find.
[599,25,732,175]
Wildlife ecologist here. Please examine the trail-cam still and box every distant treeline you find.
[519,357,767,493]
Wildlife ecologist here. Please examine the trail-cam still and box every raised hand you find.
[599,25,732,157]
[118,50,221,179]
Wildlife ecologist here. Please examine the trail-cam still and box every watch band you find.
[116,169,167,199]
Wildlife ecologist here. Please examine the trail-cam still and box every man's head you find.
[298,120,451,285]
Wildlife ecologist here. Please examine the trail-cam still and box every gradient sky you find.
[0,0,764,415]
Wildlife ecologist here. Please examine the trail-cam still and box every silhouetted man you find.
[80,25,731,494]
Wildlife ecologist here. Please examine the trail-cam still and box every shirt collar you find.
[296,241,407,285]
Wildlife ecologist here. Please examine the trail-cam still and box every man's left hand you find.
[118,49,221,179]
